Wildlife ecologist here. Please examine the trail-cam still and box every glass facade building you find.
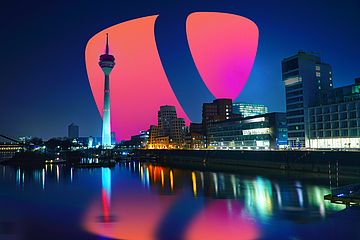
[232,102,268,118]
[207,113,288,150]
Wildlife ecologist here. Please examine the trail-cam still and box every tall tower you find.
[99,33,115,148]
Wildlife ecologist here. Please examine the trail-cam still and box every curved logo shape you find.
[85,12,258,140]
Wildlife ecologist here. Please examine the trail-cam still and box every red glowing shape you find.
[86,13,258,140]
[186,12,259,99]
[85,15,190,140]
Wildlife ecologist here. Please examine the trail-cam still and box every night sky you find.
[1,0,359,140]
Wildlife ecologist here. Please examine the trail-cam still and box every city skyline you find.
[1,1,359,139]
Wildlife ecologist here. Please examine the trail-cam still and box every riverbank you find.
[133,149,360,178]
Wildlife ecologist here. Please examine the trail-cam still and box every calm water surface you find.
[0,161,359,240]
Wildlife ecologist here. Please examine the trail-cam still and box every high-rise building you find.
[232,102,268,118]
[158,105,177,136]
[282,51,333,148]
[99,34,115,148]
[68,123,79,139]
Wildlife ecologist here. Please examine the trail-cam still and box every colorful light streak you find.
[192,171,197,197]
[170,170,174,191]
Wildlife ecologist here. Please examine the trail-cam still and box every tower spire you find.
[106,33,109,55]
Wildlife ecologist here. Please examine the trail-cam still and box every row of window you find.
[287,117,304,124]
[287,96,303,104]
[310,129,359,138]
[286,83,303,92]
[288,132,305,138]
[286,90,303,98]
[287,110,304,117]
[310,120,359,130]
[310,111,358,122]
[309,102,360,114]
[287,103,304,110]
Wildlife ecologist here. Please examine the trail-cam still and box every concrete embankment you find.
[134,149,360,177]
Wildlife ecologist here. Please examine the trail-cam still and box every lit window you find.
[316,66,321,71]
[316,72,321,77]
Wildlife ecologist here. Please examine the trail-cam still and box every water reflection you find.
[121,161,345,221]
[82,162,348,240]
[0,161,352,240]
[4,164,75,190]
[101,168,111,222]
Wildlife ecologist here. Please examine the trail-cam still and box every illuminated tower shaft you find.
[99,34,115,147]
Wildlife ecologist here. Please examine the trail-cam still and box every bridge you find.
[0,135,26,162]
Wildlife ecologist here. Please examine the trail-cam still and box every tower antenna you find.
[106,33,109,54]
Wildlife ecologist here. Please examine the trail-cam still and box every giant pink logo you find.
[85,12,258,140]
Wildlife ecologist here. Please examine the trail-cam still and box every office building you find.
[147,125,159,149]
[99,34,115,148]
[120,130,149,149]
[308,78,360,149]
[282,51,333,148]
[202,99,235,126]
[207,113,288,150]
[232,102,268,118]
[170,118,185,147]
[68,123,79,139]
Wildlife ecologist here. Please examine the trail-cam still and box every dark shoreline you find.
[134,149,360,180]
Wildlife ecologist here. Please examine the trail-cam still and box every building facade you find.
[119,130,149,149]
[282,51,333,148]
[207,113,288,150]
[169,118,185,147]
[308,78,360,149]
[232,102,268,118]
[147,105,186,149]
[158,105,177,136]
[202,99,235,126]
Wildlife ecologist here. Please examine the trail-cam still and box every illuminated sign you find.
[242,128,270,135]
[243,117,265,124]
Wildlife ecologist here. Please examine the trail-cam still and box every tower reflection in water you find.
[101,167,112,222]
